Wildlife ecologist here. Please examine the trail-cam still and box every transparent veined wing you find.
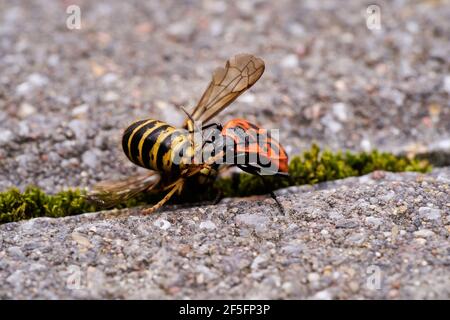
[86,172,161,209]
[188,54,265,125]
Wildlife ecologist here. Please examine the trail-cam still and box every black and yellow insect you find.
[88,53,265,214]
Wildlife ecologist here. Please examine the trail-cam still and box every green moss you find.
[0,187,97,224]
[214,144,431,197]
[0,145,431,224]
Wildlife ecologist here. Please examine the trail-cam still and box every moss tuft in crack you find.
[0,144,431,224]
[213,143,431,197]
[0,187,97,224]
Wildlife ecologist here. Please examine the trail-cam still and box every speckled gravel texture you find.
[0,0,450,192]
[0,169,449,299]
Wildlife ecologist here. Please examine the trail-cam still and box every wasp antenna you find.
[180,106,201,134]
[179,106,191,119]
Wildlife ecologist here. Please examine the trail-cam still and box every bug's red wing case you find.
[221,119,289,175]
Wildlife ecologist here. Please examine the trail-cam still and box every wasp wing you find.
[86,172,162,209]
[189,54,265,125]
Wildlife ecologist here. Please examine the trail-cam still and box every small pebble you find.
[418,207,442,221]
[153,219,171,230]
[199,221,216,230]
[413,229,435,238]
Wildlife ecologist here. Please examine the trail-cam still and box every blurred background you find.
[0,0,449,192]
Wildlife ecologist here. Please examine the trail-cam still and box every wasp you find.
[88,54,268,214]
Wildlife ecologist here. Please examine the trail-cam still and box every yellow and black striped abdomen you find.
[122,119,193,174]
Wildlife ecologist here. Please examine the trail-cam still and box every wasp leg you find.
[141,179,185,215]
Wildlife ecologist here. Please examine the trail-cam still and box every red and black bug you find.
[202,118,289,212]
[203,118,288,176]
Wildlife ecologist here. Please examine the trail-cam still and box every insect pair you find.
[88,54,288,214]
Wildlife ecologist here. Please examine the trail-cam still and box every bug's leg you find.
[269,189,284,214]
[212,188,223,205]
[239,165,285,214]
[260,175,284,214]
[141,179,185,215]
